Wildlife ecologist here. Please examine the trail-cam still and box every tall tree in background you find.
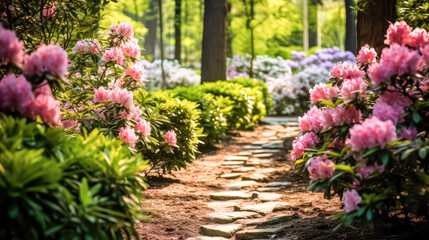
[345,0,356,54]
[174,0,182,63]
[241,0,256,77]
[226,0,233,58]
[144,0,158,60]
[303,0,309,51]
[308,0,318,48]
[158,0,167,88]
[201,0,227,82]
[357,0,396,55]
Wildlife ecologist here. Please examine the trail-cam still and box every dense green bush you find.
[228,77,272,115]
[0,115,149,239]
[134,90,203,173]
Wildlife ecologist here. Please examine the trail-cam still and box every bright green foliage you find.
[228,77,272,114]
[397,0,429,30]
[0,0,114,51]
[0,115,149,239]
[134,90,203,173]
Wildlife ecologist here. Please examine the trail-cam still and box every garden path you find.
[136,118,382,240]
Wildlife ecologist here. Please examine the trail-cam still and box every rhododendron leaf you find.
[321,99,335,108]
[366,210,373,221]
[401,149,415,160]
[329,172,346,183]
[333,165,353,173]
[356,207,367,217]
[307,181,319,191]
[419,149,427,159]
[334,98,344,107]
[382,153,389,164]
[340,146,351,156]
[363,148,378,157]
[321,142,331,151]
[319,151,341,157]
[413,112,421,123]
[417,172,429,185]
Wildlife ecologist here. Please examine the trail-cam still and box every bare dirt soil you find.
[135,125,429,240]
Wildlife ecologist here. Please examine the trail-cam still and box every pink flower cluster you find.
[108,22,134,38]
[299,106,323,132]
[356,163,385,180]
[400,127,418,141]
[0,75,61,126]
[309,83,339,104]
[118,126,138,148]
[42,4,56,18]
[165,130,177,146]
[93,87,135,110]
[24,44,68,78]
[330,62,365,80]
[0,25,24,66]
[102,47,124,65]
[291,131,319,161]
[372,100,404,125]
[385,21,411,46]
[368,44,420,86]
[348,117,397,152]
[407,28,429,49]
[307,154,335,181]
[136,119,151,137]
[124,64,144,84]
[343,189,361,213]
[121,39,141,59]
[72,40,101,54]
[356,44,377,65]
[340,77,367,100]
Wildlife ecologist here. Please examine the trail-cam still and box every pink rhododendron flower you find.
[24,44,68,78]
[299,106,323,132]
[136,119,151,137]
[0,25,24,66]
[121,39,141,59]
[307,154,335,181]
[309,83,339,104]
[341,77,367,100]
[356,44,377,65]
[72,40,101,54]
[42,4,56,18]
[102,47,124,64]
[93,87,109,103]
[377,90,413,109]
[0,74,33,113]
[368,44,421,85]
[356,163,385,180]
[125,64,144,84]
[384,20,411,46]
[118,126,138,147]
[400,127,418,141]
[291,131,319,161]
[407,28,429,49]
[330,62,365,80]
[119,110,132,120]
[116,22,134,37]
[165,130,177,146]
[343,189,362,213]
[129,105,142,120]
[25,84,61,126]
[320,105,362,129]
[107,23,117,35]
[62,119,76,129]
[372,101,404,124]
[74,73,81,78]
[108,87,134,109]
[349,117,397,151]
[98,67,113,75]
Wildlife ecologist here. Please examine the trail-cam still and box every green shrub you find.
[0,115,149,239]
[167,87,231,145]
[134,90,203,173]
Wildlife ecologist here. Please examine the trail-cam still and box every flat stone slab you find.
[208,211,260,223]
[257,187,282,192]
[258,193,283,202]
[220,173,242,179]
[245,160,263,166]
[225,181,258,190]
[206,201,243,211]
[210,191,256,200]
[187,237,229,240]
[262,143,283,149]
[252,149,281,154]
[237,151,253,157]
[243,145,263,150]
[235,202,288,216]
[253,153,273,158]
[222,161,245,166]
[266,181,293,187]
[242,173,268,182]
[257,168,278,174]
[232,167,256,173]
[224,156,249,161]
[200,224,243,238]
[235,227,283,239]
[252,140,271,145]
[238,213,298,226]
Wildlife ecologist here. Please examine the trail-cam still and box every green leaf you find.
[8,205,19,218]
[419,148,427,159]
[333,164,354,173]
[363,148,378,157]
[382,152,389,164]
[413,112,421,123]
[366,209,373,221]
[401,148,415,160]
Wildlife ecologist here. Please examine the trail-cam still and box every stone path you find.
[188,119,301,240]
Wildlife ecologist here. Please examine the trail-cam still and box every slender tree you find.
[303,0,309,51]
[226,0,233,58]
[158,0,166,88]
[144,0,158,59]
[357,0,396,55]
[174,0,182,63]
[345,0,357,54]
[201,0,227,82]
[308,0,318,48]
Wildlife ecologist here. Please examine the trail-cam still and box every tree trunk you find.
[249,0,255,78]
[226,0,233,58]
[158,0,167,88]
[144,0,158,60]
[174,0,182,63]
[308,0,318,48]
[303,0,309,51]
[357,0,396,55]
[201,0,227,82]
[345,0,357,54]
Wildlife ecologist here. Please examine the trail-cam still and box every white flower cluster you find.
[142,59,201,90]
